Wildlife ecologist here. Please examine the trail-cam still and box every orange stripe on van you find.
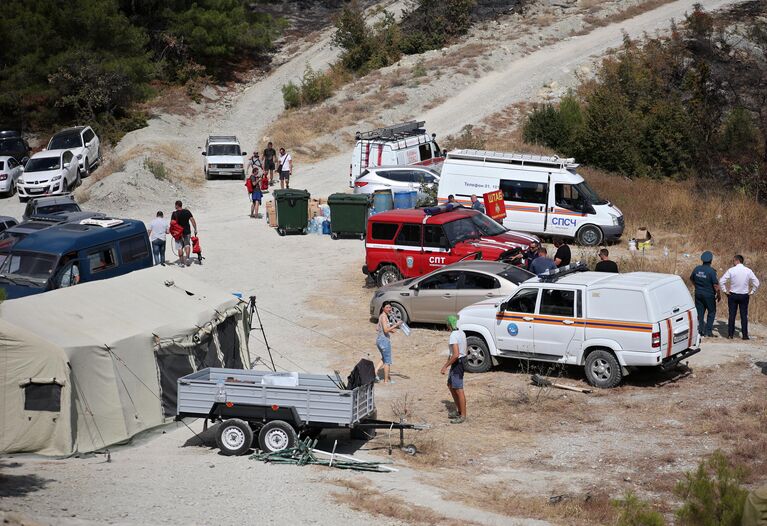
[666,318,673,357]
[687,310,693,347]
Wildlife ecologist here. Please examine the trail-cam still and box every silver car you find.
[0,156,24,197]
[352,165,439,200]
[370,260,534,325]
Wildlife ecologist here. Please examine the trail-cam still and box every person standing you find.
[249,151,263,177]
[147,211,169,265]
[553,237,571,267]
[374,303,402,384]
[524,240,540,270]
[171,200,197,267]
[278,147,292,189]
[594,248,618,272]
[690,251,721,337]
[245,171,263,218]
[530,247,557,276]
[470,194,485,213]
[263,142,277,185]
[441,315,467,424]
[719,255,760,340]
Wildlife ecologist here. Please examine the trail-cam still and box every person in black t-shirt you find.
[171,200,197,266]
[595,248,618,273]
[553,237,571,267]
[263,142,277,185]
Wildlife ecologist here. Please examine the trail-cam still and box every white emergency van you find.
[349,121,443,187]
[437,150,624,246]
[456,265,701,388]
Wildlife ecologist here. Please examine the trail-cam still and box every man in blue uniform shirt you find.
[690,251,720,337]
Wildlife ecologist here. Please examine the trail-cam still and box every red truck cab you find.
[363,207,539,286]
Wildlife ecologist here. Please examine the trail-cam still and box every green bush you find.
[281,65,335,109]
[282,82,302,110]
[613,492,666,526]
[674,450,748,526]
[446,125,487,150]
[399,0,475,54]
[144,158,167,180]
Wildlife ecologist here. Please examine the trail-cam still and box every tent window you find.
[24,383,62,412]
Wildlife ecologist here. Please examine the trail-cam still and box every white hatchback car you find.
[0,156,24,197]
[17,150,80,201]
[352,165,440,201]
[47,126,100,177]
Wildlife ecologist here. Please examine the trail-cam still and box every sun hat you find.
[446,315,458,330]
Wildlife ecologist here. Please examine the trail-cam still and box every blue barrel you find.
[408,190,418,208]
[393,191,411,209]
[373,189,393,212]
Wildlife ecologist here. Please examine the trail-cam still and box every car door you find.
[499,178,547,234]
[62,151,74,185]
[533,287,579,360]
[495,287,539,353]
[394,223,424,277]
[422,224,451,270]
[83,128,98,165]
[455,271,503,311]
[409,270,461,323]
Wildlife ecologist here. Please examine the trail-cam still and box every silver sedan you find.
[370,260,534,325]
[0,156,24,197]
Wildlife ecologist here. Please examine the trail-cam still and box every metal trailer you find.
[177,367,423,456]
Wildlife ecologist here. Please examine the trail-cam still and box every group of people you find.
[146,200,198,267]
[504,237,619,276]
[245,142,293,218]
[691,252,760,339]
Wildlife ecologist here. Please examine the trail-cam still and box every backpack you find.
[169,219,184,240]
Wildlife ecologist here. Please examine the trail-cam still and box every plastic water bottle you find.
[215,378,226,403]
[663,246,670,258]
[628,239,637,252]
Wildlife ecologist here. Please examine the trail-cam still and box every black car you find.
[0,131,30,164]
[22,195,82,221]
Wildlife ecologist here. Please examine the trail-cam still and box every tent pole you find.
[250,296,276,372]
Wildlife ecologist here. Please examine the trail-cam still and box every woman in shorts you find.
[374,302,402,384]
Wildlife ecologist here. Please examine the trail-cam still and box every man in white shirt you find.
[147,211,169,265]
[278,147,292,189]
[441,315,467,424]
[719,255,760,340]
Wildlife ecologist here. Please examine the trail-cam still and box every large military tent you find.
[0,266,251,456]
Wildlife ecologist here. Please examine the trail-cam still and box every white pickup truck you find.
[202,135,247,180]
[457,266,701,388]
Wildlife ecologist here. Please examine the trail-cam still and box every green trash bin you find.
[327,193,370,240]
[273,188,310,236]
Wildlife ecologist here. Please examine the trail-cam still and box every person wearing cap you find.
[441,316,467,424]
[690,251,721,338]
[719,255,760,340]
[524,239,540,270]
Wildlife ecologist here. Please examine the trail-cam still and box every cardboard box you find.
[635,227,652,241]
[308,197,325,219]
[266,201,277,226]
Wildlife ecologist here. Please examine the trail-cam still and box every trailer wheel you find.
[464,336,493,373]
[258,420,297,453]
[402,444,418,456]
[215,419,254,456]
[584,350,622,388]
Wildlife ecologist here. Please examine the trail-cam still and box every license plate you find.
[673,331,688,344]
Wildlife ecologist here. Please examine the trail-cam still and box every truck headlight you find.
[52,175,62,181]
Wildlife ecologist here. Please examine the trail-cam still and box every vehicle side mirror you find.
[499,301,509,312]
[21,157,29,166]
[242,152,247,156]
[85,141,90,147]
[76,154,82,160]
[63,163,70,168]
[201,152,207,156]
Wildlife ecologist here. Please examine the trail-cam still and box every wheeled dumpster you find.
[273,188,310,235]
[327,193,369,239]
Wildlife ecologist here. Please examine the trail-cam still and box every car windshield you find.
[208,144,241,156]
[36,203,80,215]
[25,157,61,172]
[0,138,24,152]
[498,265,535,284]
[443,213,508,244]
[0,252,57,282]
[575,181,607,205]
[49,133,82,149]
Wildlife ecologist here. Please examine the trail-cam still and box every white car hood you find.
[21,169,63,183]
[206,155,243,165]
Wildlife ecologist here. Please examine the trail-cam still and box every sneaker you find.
[743,336,750,340]
[256,213,263,219]
[450,416,466,424]
[186,260,193,267]
[447,410,459,419]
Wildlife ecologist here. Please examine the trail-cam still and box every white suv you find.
[202,135,247,180]
[456,265,700,388]
[17,150,80,201]
[47,126,100,177]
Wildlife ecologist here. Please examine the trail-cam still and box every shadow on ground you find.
[0,461,51,498]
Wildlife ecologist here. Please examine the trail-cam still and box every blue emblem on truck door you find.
[507,323,519,336]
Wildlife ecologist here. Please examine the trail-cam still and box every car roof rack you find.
[448,149,578,169]
[80,218,124,228]
[208,135,239,143]
[538,262,590,282]
[355,121,428,141]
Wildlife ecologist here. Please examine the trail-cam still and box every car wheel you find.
[576,225,603,247]
[215,418,254,456]
[376,265,401,287]
[258,420,297,453]
[386,302,409,325]
[465,336,493,373]
[205,170,212,181]
[584,349,622,388]
[73,170,81,189]
[81,159,90,178]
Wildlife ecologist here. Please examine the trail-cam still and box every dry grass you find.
[577,0,678,34]
[330,479,475,526]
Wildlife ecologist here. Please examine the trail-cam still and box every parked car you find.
[350,120,443,187]
[352,165,440,201]
[0,131,30,165]
[202,135,247,179]
[22,195,80,221]
[0,217,153,299]
[0,216,18,233]
[456,265,701,388]
[370,260,534,325]
[46,126,100,177]
[0,156,24,197]
[437,149,625,246]
[363,206,539,287]
[17,150,80,201]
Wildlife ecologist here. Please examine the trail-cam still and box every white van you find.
[457,266,701,388]
[437,150,624,246]
[349,121,443,187]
